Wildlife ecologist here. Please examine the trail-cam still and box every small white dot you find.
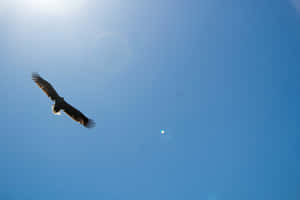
[161,130,165,135]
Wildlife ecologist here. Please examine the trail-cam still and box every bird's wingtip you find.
[85,119,96,128]
[32,72,40,79]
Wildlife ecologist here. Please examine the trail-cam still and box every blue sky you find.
[0,0,300,199]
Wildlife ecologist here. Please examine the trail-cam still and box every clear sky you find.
[0,0,300,199]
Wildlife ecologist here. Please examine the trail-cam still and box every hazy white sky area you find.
[0,0,86,17]
[1,0,133,83]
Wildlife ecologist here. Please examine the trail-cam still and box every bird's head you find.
[52,104,61,115]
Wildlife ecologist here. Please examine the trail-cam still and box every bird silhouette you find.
[32,73,95,128]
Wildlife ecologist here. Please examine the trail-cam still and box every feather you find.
[32,73,60,101]
[62,100,95,128]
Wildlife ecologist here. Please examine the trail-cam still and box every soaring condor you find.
[32,73,95,128]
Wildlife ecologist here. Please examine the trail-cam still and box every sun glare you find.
[26,0,65,14]
[18,0,84,16]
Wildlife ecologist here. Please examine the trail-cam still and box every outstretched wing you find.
[62,100,95,128]
[32,73,60,101]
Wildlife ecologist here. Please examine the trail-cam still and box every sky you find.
[0,0,300,199]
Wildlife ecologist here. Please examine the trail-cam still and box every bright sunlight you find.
[19,0,84,16]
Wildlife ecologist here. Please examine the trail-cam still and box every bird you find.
[32,73,95,128]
